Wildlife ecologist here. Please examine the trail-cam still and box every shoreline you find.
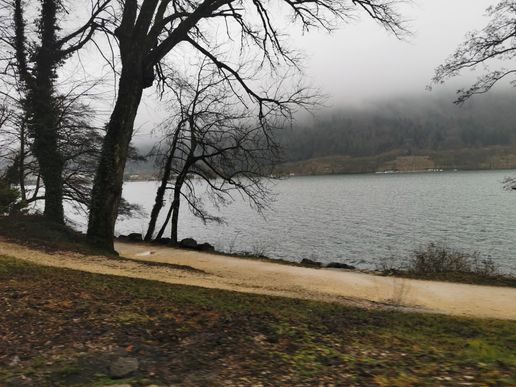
[116,237,516,285]
[2,238,516,320]
[124,166,516,181]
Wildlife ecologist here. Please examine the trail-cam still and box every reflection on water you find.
[68,170,516,273]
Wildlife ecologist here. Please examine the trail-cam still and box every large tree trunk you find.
[32,123,64,223]
[14,0,67,223]
[30,0,64,224]
[87,66,144,250]
[31,80,65,224]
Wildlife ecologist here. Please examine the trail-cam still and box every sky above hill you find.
[127,0,503,143]
[291,0,499,105]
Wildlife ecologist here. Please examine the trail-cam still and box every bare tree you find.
[0,0,110,223]
[432,1,516,104]
[86,0,406,249]
[431,1,516,189]
[0,87,104,214]
[145,61,290,243]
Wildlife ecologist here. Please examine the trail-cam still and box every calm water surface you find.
[75,170,516,273]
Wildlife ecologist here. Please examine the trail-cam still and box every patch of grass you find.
[0,254,515,385]
[114,311,152,324]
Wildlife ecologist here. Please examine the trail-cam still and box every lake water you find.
[70,170,516,273]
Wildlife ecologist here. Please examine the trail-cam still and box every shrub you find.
[0,179,20,215]
[408,243,497,276]
[376,250,404,274]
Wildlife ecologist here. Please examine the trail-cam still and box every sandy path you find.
[1,239,516,320]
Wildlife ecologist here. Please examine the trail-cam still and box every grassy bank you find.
[0,255,515,386]
[0,215,112,256]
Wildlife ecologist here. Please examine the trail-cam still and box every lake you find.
[70,170,516,273]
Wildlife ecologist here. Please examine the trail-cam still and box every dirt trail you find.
[1,239,516,320]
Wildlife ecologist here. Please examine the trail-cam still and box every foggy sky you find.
[130,0,503,141]
[293,0,499,105]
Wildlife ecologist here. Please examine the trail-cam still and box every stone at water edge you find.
[326,262,356,270]
[198,242,215,252]
[109,357,139,379]
[300,258,322,267]
[154,237,171,245]
[179,238,198,249]
[127,233,143,242]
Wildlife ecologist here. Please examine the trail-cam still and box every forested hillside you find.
[275,93,516,174]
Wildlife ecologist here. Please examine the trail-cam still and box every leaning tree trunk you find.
[144,172,170,241]
[144,129,181,241]
[155,170,187,242]
[170,181,183,244]
[87,66,144,250]
[155,203,173,241]
[168,129,196,244]
[154,176,184,243]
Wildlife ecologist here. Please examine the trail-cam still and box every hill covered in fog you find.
[275,92,516,174]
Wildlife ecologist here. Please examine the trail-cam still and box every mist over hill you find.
[274,92,516,174]
[284,93,516,159]
[129,92,516,177]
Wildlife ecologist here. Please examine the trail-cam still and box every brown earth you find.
[1,239,515,320]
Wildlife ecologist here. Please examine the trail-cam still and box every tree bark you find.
[87,65,144,250]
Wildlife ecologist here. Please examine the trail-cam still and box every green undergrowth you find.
[0,255,515,386]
